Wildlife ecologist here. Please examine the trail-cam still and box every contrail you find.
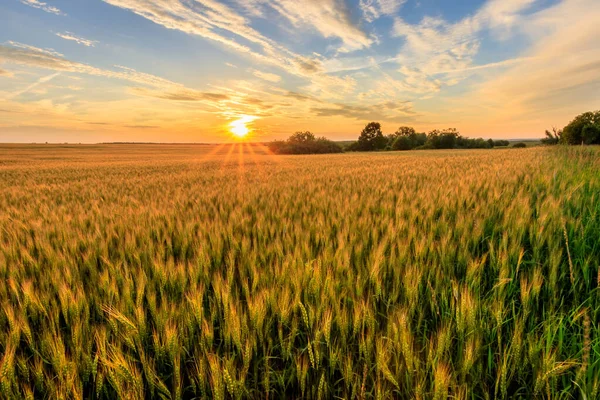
[5,72,60,100]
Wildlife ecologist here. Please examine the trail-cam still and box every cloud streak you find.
[20,0,63,15]
[55,32,98,47]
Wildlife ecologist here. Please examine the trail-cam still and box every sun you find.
[229,115,257,139]
[230,123,249,138]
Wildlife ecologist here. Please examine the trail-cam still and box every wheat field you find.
[0,144,599,399]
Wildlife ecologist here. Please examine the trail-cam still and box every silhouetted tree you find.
[582,124,600,145]
[392,136,412,151]
[541,127,562,145]
[561,111,600,144]
[269,132,342,154]
[426,128,459,149]
[357,122,387,151]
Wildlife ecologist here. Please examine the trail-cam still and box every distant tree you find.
[487,139,495,148]
[512,142,527,148]
[541,127,562,145]
[357,122,387,151]
[427,128,459,149]
[493,140,510,147]
[392,136,413,151]
[393,126,417,138]
[561,111,600,144]
[269,132,342,154]
[288,131,315,144]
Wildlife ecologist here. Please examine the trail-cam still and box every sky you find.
[0,0,599,143]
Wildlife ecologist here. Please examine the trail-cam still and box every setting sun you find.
[231,124,249,138]
[229,115,257,139]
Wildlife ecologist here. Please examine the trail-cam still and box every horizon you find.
[1,0,599,143]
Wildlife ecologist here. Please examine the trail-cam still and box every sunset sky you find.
[1,0,599,143]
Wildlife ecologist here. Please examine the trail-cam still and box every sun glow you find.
[229,115,257,139]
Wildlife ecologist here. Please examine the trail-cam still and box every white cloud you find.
[390,0,538,95]
[100,0,362,97]
[20,0,63,15]
[55,32,98,47]
[360,0,405,22]
[245,0,374,52]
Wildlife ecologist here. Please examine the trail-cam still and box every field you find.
[1,144,599,399]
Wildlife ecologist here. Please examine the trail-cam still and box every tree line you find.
[269,124,511,154]
[268,110,599,155]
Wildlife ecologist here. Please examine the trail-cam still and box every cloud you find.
[251,69,281,83]
[311,100,415,121]
[243,0,374,52]
[5,72,60,100]
[20,0,63,15]
[55,32,98,47]
[100,0,363,97]
[0,42,181,88]
[0,68,14,77]
[360,0,405,22]
[130,87,230,102]
[468,0,600,118]
[390,0,537,95]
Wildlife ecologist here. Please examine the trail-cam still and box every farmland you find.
[0,144,599,399]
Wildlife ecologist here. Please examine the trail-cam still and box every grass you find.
[0,144,599,399]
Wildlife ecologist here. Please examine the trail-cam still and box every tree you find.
[582,124,600,145]
[357,122,387,151]
[561,111,600,144]
[268,132,342,154]
[541,127,562,145]
[427,128,459,149]
[393,126,417,138]
[487,139,495,148]
[392,136,413,151]
[512,142,527,148]
[288,131,315,144]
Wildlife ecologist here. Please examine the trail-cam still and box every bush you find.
[493,140,510,147]
[512,142,527,148]
[269,132,343,154]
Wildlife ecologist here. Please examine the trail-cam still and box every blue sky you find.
[0,0,598,142]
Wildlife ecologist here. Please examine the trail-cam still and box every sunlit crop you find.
[0,144,598,399]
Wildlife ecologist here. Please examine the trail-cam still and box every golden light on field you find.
[229,115,256,139]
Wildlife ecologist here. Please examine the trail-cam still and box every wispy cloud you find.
[240,0,374,52]
[5,72,60,100]
[99,0,363,97]
[20,0,63,15]
[251,69,281,83]
[391,0,538,95]
[55,32,98,47]
[0,68,14,77]
[312,100,415,121]
[360,0,405,22]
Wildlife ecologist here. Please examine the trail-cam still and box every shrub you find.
[512,142,527,148]
[269,131,343,154]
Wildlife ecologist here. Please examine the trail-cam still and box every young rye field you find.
[0,144,599,399]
